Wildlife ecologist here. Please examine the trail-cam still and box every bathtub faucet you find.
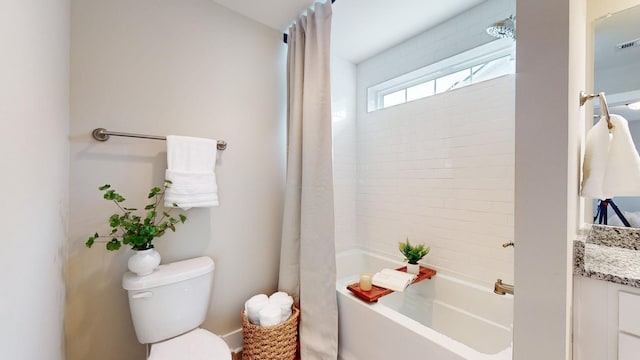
[494,279,514,295]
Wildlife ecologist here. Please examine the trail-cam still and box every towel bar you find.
[91,128,227,150]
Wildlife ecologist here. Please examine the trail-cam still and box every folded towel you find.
[371,268,417,292]
[164,135,219,209]
[582,114,640,198]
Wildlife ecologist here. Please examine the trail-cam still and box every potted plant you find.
[398,238,430,275]
[86,180,187,276]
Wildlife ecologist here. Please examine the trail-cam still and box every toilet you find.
[122,256,231,360]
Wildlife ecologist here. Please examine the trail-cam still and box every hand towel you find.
[603,115,640,196]
[371,268,417,292]
[581,116,611,198]
[581,114,640,198]
[164,135,219,209]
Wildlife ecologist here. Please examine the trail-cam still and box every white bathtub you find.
[336,249,513,360]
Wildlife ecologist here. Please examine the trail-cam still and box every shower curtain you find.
[278,1,337,359]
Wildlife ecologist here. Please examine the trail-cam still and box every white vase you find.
[406,263,420,275]
[128,248,161,276]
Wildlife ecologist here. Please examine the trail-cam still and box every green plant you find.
[85,180,187,251]
[398,238,430,264]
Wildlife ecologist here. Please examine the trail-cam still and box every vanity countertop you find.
[574,224,640,288]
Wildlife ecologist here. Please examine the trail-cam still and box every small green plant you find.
[85,180,187,251]
[398,238,430,264]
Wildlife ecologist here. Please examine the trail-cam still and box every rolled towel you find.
[269,291,289,301]
[244,294,268,325]
[270,292,294,322]
[259,303,282,327]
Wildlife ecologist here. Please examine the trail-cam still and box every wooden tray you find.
[347,266,437,303]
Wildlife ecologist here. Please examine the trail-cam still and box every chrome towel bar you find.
[91,128,227,150]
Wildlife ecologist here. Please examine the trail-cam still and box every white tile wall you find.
[356,76,515,286]
[331,55,358,252]
[331,0,516,286]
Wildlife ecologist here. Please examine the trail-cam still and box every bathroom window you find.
[367,39,515,112]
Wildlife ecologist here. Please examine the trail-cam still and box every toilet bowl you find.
[122,256,231,360]
[148,328,230,360]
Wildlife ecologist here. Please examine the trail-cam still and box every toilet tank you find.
[122,256,215,344]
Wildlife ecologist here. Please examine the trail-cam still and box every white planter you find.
[128,248,161,276]
[406,263,420,275]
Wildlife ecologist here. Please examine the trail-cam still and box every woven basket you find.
[242,306,299,360]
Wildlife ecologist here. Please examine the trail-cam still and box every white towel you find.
[259,303,282,327]
[244,294,269,325]
[164,135,219,209]
[581,114,640,198]
[581,116,610,198]
[269,292,294,322]
[371,268,417,292]
[603,115,640,196]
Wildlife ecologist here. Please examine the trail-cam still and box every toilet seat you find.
[149,328,231,360]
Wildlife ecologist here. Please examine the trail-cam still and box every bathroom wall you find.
[0,1,69,359]
[331,55,358,252]
[351,0,516,286]
[355,0,515,119]
[356,77,515,286]
[67,1,285,359]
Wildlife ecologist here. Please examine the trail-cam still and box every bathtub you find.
[336,249,513,360]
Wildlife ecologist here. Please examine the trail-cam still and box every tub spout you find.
[494,279,514,295]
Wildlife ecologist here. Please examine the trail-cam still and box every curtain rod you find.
[91,128,227,150]
[283,0,335,44]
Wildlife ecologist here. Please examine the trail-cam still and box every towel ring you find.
[580,91,612,129]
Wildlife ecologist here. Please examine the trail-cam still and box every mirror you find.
[590,4,640,226]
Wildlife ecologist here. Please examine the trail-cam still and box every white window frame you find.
[367,38,516,112]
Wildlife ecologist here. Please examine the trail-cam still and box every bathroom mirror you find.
[590,4,640,227]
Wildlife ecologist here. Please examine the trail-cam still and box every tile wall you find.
[332,0,517,286]
[356,76,515,286]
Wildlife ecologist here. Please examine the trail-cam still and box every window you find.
[367,39,515,112]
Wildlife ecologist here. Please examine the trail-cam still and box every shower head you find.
[486,15,516,40]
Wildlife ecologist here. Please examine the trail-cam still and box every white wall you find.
[331,55,358,252]
[514,0,587,358]
[356,76,515,286]
[349,0,516,287]
[356,0,515,119]
[0,1,69,359]
[66,1,286,359]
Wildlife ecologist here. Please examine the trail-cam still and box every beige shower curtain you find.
[278,1,337,359]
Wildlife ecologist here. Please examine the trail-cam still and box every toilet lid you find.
[149,329,231,360]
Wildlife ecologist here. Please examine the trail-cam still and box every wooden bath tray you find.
[347,266,437,303]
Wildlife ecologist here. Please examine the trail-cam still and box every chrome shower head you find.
[487,15,516,40]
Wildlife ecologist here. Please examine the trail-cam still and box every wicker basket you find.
[242,306,299,360]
